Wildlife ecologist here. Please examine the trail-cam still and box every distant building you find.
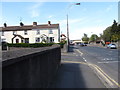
[0,21,60,43]
[72,39,83,45]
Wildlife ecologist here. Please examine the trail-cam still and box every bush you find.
[7,42,66,48]
[7,43,54,48]
[57,42,65,48]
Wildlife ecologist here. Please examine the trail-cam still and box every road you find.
[73,45,119,88]
[50,44,119,88]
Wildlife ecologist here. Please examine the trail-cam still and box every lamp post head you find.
[75,3,80,5]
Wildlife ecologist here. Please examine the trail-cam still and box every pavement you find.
[50,46,106,88]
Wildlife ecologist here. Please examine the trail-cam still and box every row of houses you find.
[0,21,61,44]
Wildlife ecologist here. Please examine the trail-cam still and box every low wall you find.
[61,43,67,53]
[2,44,61,88]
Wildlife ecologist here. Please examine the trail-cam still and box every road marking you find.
[98,61,119,64]
[92,64,114,87]
[82,57,87,62]
[61,60,120,88]
[61,60,87,65]
[101,58,114,61]
[94,64,120,87]
[61,53,76,56]
[76,49,83,56]
[84,60,87,62]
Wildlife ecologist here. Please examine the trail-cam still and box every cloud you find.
[106,5,113,12]
[48,15,53,19]
[29,2,43,18]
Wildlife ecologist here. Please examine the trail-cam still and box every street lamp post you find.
[66,3,80,52]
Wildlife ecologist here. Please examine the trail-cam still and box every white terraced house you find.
[0,21,60,43]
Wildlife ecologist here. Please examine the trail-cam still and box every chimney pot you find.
[33,22,37,26]
[48,21,51,26]
[20,22,24,26]
[4,23,7,27]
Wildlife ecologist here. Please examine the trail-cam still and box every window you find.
[50,37,54,43]
[49,29,53,34]
[25,38,29,43]
[13,31,17,35]
[24,30,28,35]
[2,31,4,36]
[36,29,40,35]
[1,39,6,42]
[35,37,40,43]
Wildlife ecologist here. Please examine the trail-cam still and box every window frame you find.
[36,29,40,35]
[35,37,40,43]
[2,31,4,36]
[13,31,17,35]
[24,30,28,35]
[49,29,53,34]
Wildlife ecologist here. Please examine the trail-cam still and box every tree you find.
[102,20,120,42]
[82,33,89,42]
[89,34,98,42]
[111,20,118,33]
[102,26,112,42]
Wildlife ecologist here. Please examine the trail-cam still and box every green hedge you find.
[7,43,54,48]
[7,43,65,48]
[57,43,65,48]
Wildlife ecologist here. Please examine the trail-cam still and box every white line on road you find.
[82,57,87,62]
[76,49,83,56]
[98,61,119,64]
[84,60,87,62]
[83,57,85,60]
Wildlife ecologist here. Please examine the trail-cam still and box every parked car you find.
[107,44,117,49]
[84,43,87,46]
[80,43,87,47]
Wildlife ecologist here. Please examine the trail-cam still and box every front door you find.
[16,39,19,43]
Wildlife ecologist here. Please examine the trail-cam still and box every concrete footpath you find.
[50,46,106,88]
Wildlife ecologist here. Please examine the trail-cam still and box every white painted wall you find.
[1,28,60,43]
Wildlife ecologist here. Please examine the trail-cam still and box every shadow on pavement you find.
[69,46,75,52]
[50,63,86,88]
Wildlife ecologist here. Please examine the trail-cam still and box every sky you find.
[1,2,118,40]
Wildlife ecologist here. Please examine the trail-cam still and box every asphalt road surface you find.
[50,45,119,88]
[74,45,119,88]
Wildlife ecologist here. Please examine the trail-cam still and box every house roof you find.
[13,34,24,39]
[0,24,59,31]
[61,34,66,37]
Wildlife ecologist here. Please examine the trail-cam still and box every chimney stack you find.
[48,21,51,26]
[33,22,37,26]
[20,22,24,27]
[4,23,7,27]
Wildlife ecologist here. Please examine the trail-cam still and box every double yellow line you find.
[93,64,120,87]
[61,60,120,88]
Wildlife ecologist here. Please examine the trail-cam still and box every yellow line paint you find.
[94,64,120,87]
[61,60,120,87]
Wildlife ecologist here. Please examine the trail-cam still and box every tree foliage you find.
[102,20,120,42]
[82,33,89,42]
[89,34,98,42]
